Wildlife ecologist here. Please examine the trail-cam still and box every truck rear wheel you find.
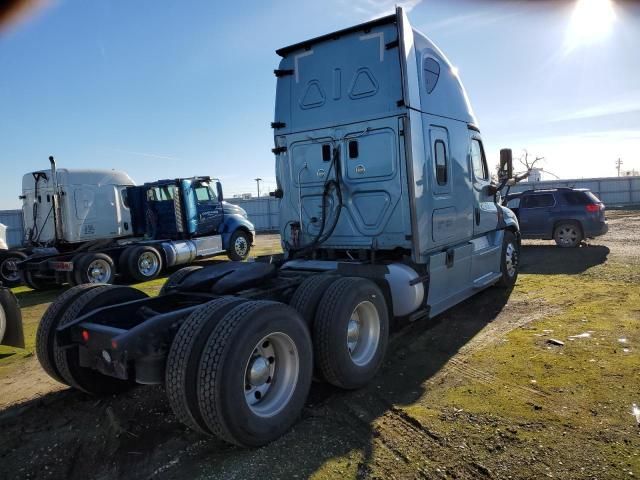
[160,265,203,295]
[127,246,163,282]
[53,285,148,395]
[74,253,116,285]
[21,270,55,291]
[314,277,389,389]
[226,230,251,261]
[197,300,312,446]
[289,274,336,327]
[0,288,22,347]
[166,296,246,434]
[0,251,27,287]
[36,284,103,384]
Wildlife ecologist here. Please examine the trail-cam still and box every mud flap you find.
[0,288,24,349]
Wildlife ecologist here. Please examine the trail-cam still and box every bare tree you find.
[493,148,552,186]
[517,149,545,173]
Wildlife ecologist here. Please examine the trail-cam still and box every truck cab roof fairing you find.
[275,8,476,128]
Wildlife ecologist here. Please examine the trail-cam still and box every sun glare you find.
[565,0,616,53]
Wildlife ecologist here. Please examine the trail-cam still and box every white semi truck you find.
[0,158,255,288]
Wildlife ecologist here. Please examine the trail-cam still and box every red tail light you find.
[585,204,600,213]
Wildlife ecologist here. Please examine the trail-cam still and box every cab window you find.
[194,183,218,203]
[148,186,174,201]
[471,139,488,181]
[120,189,130,208]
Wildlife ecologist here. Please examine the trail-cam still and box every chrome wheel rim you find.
[87,259,111,283]
[557,226,578,246]
[234,236,248,258]
[347,301,380,367]
[0,257,20,283]
[243,332,299,418]
[138,252,160,277]
[505,242,518,277]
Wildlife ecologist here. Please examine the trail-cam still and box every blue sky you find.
[0,0,638,209]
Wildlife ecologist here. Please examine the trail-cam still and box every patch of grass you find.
[401,270,640,476]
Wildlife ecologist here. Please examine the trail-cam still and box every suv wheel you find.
[554,222,583,248]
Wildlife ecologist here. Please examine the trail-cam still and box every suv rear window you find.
[562,190,599,205]
[522,193,555,208]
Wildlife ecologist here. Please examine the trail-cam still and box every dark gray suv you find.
[503,188,608,247]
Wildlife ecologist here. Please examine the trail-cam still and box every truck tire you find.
[165,296,247,434]
[197,300,313,446]
[74,253,116,285]
[314,277,389,389]
[289,274,336,327]
[117,247,134,282]
[127,246,163,283]
[53,285,148,395]
[0,288,21,346]
[554,222,583,248]
[66,272,77,287]
[497,230,519,289]
[226,230,251,261]
[21,270,55,291]
[160,265,203,296]
[36,284,103,384]
[0,251,27,287]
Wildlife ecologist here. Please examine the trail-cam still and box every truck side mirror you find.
[216,181,224,202]
[499,148,513,180]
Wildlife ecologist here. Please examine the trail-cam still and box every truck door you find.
[469,134,498,235]
[428,125,473,246]
[192,180,224,236]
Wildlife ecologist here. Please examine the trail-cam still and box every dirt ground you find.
[0,210,638,479]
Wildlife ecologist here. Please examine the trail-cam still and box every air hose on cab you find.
[286,145,344,258]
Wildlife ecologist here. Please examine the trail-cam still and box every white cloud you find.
[551,97,640,122]
[112,149,180,161]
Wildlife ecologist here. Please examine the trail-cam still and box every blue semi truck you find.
[4,158,255,289]
[35,8,520,447]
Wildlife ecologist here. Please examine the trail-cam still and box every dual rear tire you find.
[69,246,164,286]
[35,284,147,394]
[166,299,313,446]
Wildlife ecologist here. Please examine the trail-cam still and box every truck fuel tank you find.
[282,260,424,317]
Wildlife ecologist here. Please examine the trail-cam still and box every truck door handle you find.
[475,207,480,225]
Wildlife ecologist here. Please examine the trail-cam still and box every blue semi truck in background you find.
[0,157,255,288]
[34,8,520,447]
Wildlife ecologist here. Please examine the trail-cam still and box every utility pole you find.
[616,158,623,177]
[254,178,262,198]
